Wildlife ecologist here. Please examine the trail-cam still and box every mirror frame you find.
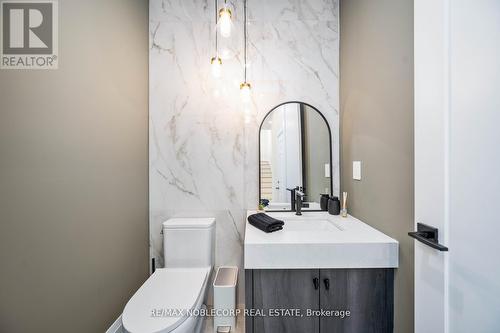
[258,101,334,212]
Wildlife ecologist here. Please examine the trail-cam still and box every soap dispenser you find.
[327,196,340,215]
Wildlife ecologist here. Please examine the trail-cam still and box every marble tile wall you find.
[149,0,339,303]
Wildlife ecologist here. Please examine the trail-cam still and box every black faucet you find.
[286,187,299,212]
[295,190,305,216]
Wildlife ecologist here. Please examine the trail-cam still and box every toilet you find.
[122,218,216,333]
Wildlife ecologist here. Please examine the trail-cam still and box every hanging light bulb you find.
[240,0,252,103]
[218,3,232,38]
[210,0,222,79]
[210,56,222,78]
[240,82,251,103]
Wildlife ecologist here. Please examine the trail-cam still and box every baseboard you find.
[105,314,123,333]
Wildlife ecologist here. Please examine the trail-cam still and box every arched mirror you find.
[259,102,333,211]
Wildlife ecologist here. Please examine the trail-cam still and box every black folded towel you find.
[248,213,284,233]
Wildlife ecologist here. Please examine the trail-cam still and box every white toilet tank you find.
[162,218,215,269]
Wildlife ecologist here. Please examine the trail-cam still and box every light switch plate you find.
[353,161,361,180]
[324,163,330,178]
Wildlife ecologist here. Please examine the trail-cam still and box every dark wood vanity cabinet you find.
[250,269,320,333]
[245,268,394,333]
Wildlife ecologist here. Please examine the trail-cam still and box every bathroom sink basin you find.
[244,211,398,269]
[283,219,343,232]
[261,212,344,232]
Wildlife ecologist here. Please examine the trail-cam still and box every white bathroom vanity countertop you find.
[244,211,399,269]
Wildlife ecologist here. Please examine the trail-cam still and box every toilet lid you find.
[122,268,209,333]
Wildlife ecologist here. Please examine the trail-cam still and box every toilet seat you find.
[122,267,209,333]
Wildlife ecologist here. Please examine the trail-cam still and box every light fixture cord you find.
[244,0,247,82]
[215,0,218,56]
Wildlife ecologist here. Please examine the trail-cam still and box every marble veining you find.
[150,0,339,303]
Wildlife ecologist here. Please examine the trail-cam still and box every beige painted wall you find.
[0,1,149,332]
[339,0,414,332]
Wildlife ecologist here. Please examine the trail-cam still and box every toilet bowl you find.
[122,218,216,333]
[122,268,210,333]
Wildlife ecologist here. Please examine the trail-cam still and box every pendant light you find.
[210,0,222,78]
[240,0,251,103]
[218,0,232,38]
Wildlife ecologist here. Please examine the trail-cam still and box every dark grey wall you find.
[0,1,149,332]
[339,0,414,332]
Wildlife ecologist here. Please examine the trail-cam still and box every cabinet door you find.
[319,269,394,333]
[253,269,320,333]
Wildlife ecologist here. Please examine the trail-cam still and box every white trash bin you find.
[213,266,238,332]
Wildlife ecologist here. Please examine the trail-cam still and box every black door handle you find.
[409,223,448,251]
[323,278,330,290]
[313,277,319,290]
